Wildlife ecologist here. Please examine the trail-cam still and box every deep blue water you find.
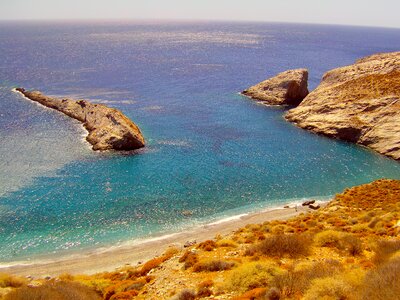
[1,21,400,263]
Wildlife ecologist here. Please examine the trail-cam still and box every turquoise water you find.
[1,21,400,263]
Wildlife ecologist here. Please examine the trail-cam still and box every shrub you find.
[303,277,353,300]
[0,273,27,288]
[350,224,371,234]
[232,287,267,300]
[272,260,343,297]
[361,257,400,300]
[197,286,213,298]
[173,289,196,300]
[217,239,238,248]
[198,240,217,251]
[4,280,101,300]
[266,287,281,300]
[372,239,400,265]
[340,234,363,256]
[192,260,235,272]
[197,280,213,289]
[314,230,343,247]
[314,231,363,256]
[226,261,282,292]
[247,234,311,258]
[179,250,199,269]
[139,247,177,275]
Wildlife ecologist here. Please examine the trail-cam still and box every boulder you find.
[15,88,145,151]
[308,204,321,210]
[285,52,400,160]
[302,200,315,206]
[242,69,309,106]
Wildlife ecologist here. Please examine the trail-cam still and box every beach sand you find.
[0,204,324,277]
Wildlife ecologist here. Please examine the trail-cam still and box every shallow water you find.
[1,21,400,262]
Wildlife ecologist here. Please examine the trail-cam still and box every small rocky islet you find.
[243,51,400,160]
[15,88,145,152]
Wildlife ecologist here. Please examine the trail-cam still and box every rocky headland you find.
[15,88,145,151]
[285,52,400,160]
[242,68,309,106]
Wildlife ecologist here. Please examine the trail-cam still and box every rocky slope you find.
[285,52,400,160]
[16,88,145,151]
[242,69,309,105]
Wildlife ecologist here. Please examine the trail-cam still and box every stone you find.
[242,68,309,106]
[285,52,400,160]
[183,240,196,248]
[309,204,321,210]
[15,88,145,152]
[302,200,316,206]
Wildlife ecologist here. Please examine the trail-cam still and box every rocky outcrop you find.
[15,88,145,151]
[285,52,400,160]
[242,69,309,106]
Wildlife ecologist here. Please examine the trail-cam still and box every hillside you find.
[1,179,400,299]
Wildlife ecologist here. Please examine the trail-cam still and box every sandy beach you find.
[0,203,325,278]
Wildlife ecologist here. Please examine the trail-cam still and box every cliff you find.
[285,52,400,160]
[15,88,145,151]
[242,69,309,106]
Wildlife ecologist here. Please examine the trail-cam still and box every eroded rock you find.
[242,69,309,106]
[285,52,400,160]
[16,88,145,151]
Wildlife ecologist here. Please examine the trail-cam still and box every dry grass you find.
[372,239,400,265]
[197,240,217,251]
[192,260,235,272]
[0,273,27,288]
[225,261,281,292]
[179,250,199,270]
[314,231,363,256]
[272,260,343,297]
[361,257,400,300]
[246,233,312,258]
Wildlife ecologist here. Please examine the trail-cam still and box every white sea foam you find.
[206,213,249,226]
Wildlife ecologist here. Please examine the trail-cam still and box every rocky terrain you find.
[15,88,145,151]
[285,52,400,160]
[242,69,309,105]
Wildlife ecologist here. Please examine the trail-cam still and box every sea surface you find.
[1,21,400,263]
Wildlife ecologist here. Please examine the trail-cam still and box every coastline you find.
[0,200,328,277]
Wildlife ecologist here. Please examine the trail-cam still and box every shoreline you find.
[0,201,328,277]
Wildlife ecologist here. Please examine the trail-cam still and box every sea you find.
[0,20,400,264]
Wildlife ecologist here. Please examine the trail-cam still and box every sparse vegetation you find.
[226,261,281,292]
[192,259,235,272]
[1,179,399,299]
[3,280,101,300]
[246,233,312,258]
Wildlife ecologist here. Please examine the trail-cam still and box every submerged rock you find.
[15,88,145,151]
[285,52,400,160]
[242,69,309,106]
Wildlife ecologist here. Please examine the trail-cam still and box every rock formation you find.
[242,69,309,105]
[285,52,400,160]
[15,88,145,151]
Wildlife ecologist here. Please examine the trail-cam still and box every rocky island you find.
[285,52,400,160]
[15,88,145,151]
[242,68,309,106]
[243,52,400,160]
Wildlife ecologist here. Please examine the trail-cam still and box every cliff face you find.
[16,88,145,151]
[285,52,400,160]
[242,69,309,106]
